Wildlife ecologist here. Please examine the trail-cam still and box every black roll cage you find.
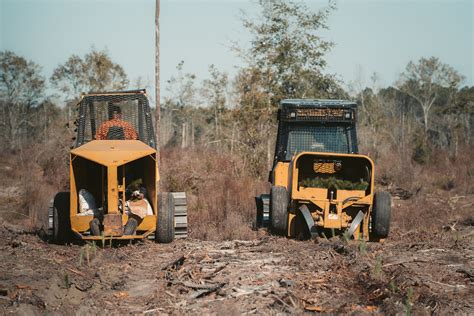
[74,89,156,149]
[272,99,359,166]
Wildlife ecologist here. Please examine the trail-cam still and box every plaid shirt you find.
[95,119,138,140]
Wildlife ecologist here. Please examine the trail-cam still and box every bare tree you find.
[0,51,45,150]
[398,57,463,133]
[162,62,199,148]
[201,65,229,146]
[51,48,128,99]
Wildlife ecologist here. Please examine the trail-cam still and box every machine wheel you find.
[372,191,391,238]
[52,192,70,244]
[270,186,289,235]
[255,196,263,228]
[156,192,175,243]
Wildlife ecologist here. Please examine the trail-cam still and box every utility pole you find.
[155,0,161,157]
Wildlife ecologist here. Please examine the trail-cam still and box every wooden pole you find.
[155,0,161,156]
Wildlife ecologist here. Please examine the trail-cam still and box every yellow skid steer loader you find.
[48,90,187,243]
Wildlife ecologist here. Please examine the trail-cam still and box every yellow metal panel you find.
[337,190,366,202]
[291,151,375,195]
[71,215,93,231]
[71,215,157,233]
[80,234,151,241]
[290,151,375,230]
[293,187,327,200]
[108,166,119,214]
[361,194,373,203]
[294,151,375,163]
[137,215,156,231]
[288,213,296,237]
[273,162,290,188]
[71,140,156,167]
[69,157,77,215]
[323,201,341,229]
[293,189,366,205]
[121,214,156,230]
[291,166,299,196]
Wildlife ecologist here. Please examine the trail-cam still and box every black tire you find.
[372,191,391,238]
[156,192,175,243]
[270,186,289,235]
[255,196,263,228]
[52,192,70,244]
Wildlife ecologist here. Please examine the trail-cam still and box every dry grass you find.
[161,148,268,240]
[0,134,70,229]
[376,145,473,232]
[1,138,471,241]
[376,145,473,196]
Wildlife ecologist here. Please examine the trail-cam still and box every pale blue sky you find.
[1,0,472,103]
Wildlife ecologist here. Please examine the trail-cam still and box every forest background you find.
[0,0,472,240]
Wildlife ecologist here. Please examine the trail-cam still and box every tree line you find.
[1,0,472,181]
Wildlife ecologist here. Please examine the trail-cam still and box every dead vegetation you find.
[1,39,472,315]
[161,148,267,240]
[0,1,472,312]
[1,144,472,240]
[0,212,472,314]
[0,144,472,314]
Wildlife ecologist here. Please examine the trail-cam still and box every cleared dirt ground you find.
[0,206,472,315]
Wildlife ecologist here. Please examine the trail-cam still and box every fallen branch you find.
[203,263,228,279]
[427,280,467,290]
[178,281,224,290]
[144,307,164,314]
[66,267,88,278]
[419,248,447,253]
[165,290,176,298]
[383,258,429,267]
[189,282,226,299]
[443,221,458,231]
[272,295,296,313]
[162,255,186,271]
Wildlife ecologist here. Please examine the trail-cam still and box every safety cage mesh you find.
[74,90,156,148]
[285,125,350,159]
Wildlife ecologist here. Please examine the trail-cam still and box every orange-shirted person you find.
[95,105,138,140]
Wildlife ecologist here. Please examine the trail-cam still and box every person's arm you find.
[95,122,109,140]
[123,121,138,140]
[130,127,138,140]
